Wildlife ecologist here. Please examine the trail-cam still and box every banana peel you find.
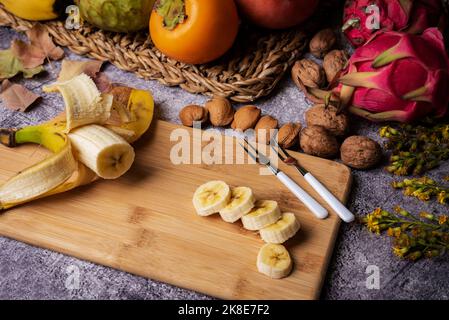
[0,73,155,211]
[0,139,76,210]
[105,86,155,143]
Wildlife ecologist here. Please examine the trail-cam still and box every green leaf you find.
[0,49,44,81]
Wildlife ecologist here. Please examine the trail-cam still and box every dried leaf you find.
[1,79,12,91]
[57,59,104,82]
[0,49,45,80]
[11,40,46,69]
[11,24,64,69]
[0,80,41,112]
[27,24,64,61]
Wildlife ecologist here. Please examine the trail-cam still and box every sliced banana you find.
[69,124,135,180]
[259,212,300,244]
[219,186,255,223]
[257,243,292,279]
[193,181,231,216]
[241,200,281,230]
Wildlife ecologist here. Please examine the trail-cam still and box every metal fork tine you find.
[270,136,289,159]
[277,139,293,159]
[246,139,271,164]
[244,138,259,154]
[242,136,257,155]
[270,138,286,162]
[241,139,276,171]
[271,136,308,175]
[239,142,258,163]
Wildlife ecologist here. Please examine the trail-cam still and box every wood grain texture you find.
[0,120,352,300]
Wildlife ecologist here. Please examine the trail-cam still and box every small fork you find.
[240,138,328,220]
[271,138,355,223]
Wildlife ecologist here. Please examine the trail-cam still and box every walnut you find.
[277,123,301,149]
[179,105,209,127]
[323,50,348,82]
[309,28,336,58]
[291,59,325,88]
[300,125,339,158]
[205,97,234,127]
[305,104,349,136]
[255,115,278,144]
[231,105,261,131]
[340,136,382,169]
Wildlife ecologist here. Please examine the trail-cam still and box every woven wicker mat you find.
[0,6,310,103]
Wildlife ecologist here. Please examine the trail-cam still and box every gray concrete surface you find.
[1,26,449,300]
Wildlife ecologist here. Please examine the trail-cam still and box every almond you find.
[205,97,234,127]
[231,105,261,131]
[255,115,278,144]
[179,105,209,127]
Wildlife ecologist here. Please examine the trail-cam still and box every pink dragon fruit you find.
[343,0,444,47]
[335,28,449,122]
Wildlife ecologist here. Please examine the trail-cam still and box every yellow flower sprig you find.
[380,123,449,176]
[363,207,449,261]
[392,177,449,205]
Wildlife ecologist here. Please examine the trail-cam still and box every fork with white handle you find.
[271,138,355,223]
[240,138,328,220]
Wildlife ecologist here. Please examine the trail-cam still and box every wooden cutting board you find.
[0,120,352,300]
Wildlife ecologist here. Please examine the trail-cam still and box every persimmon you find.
[149,0,239,64]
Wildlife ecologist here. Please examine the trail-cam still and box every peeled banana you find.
[260,213,301,244]
[48,74,113,131]
[0,72,154,211]
[69,124,135,179]
[0,0,73,21]
[193,181,231,216]
[241,200,281,231]
[219,186,255,223]
[257,243,292,279]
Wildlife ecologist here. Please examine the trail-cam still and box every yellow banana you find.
[0,0,73,21]
[0,73,155,211]
[105,86,155,143]
[0,129,77,210]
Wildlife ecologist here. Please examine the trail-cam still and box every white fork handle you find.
[304,173,355,223]
[276,171,328,219]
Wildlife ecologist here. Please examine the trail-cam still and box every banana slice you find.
[259,212,300,244]
[257,243,293,279]
[219,186,255,223]
[69,125,135,180]
[193,181,231,216]
[241,200,281,230]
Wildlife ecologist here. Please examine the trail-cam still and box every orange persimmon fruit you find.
[149,0,239,64]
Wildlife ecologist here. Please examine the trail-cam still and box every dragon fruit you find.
[335,28,449,122]
[343,0,444,47]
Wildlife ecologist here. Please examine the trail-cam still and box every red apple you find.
[235,0,319,29]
